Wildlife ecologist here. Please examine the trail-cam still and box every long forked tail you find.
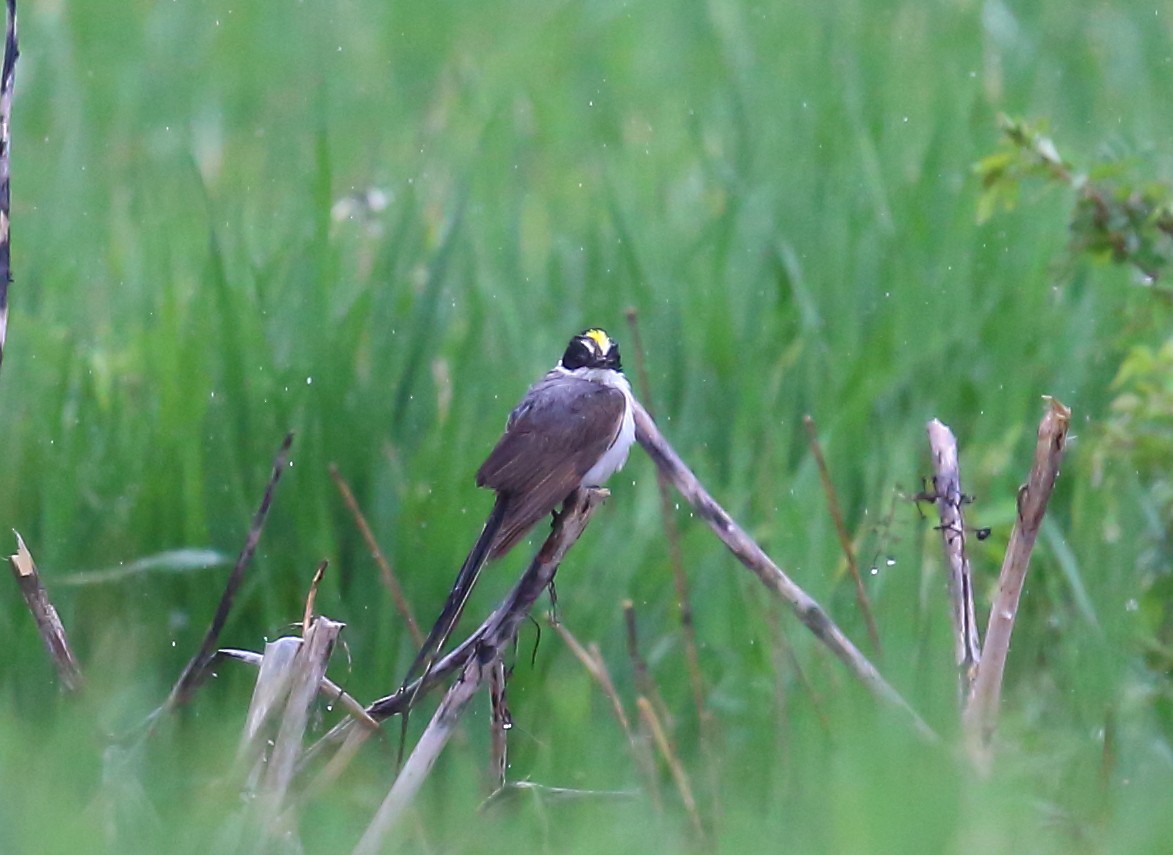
[401,494,509,691]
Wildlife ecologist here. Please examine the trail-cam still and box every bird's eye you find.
[562,338,594,370]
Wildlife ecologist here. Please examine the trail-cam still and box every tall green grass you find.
[1,0,1172,851]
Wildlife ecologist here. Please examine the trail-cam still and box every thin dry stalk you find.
[637,696,704,842]
[329,463,423,647]
[624,308,708,726]
[488,658,509,791]
[964,397,1070,766]
[632,400,935,741]
[622,600,673,732]
[0,0,17,374]
[8,532,83,692]
[552,620,662,810]
[302,559,328,635]
[925,418,983,699]
[164,432,294,711]
[803,414,882,654]
[351,488,606,853]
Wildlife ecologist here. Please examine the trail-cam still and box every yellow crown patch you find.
[583,328,612,351]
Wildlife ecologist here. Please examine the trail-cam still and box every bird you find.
[401,327,636,693]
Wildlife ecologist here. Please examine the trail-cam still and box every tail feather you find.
[401,494,509,689]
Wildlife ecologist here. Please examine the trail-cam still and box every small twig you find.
[554,620,662,811]
[925,419,982,699]
[637,696,704,843]
[7,532,83,692]
[803,414,882,655]
[964,397,1070,766]
[0,0,17,375]
[329,464,423,647]
[351,488,606,853]
[632,400,936,741]
[164,432,294,711]
[303,559,329,636]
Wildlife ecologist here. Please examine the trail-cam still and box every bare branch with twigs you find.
[964,397,1070,766]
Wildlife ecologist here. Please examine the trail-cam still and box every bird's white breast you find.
[579,369,636,487]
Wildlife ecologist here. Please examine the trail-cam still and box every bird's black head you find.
[561,328,621,371]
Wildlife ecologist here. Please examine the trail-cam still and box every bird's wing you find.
[477,376,625,557]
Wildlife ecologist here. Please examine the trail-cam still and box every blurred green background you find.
[1,0,1172,851]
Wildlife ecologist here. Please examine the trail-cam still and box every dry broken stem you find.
[926,418,983,699]
[964,397,1070,764]
[8,532,83,692]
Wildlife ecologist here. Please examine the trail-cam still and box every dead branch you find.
[632,399,935,741]
[964,397,1070,765]
[350,487,606,853]
[925,418,982,699]
[164,432,294,711]
[8,532,83,692]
